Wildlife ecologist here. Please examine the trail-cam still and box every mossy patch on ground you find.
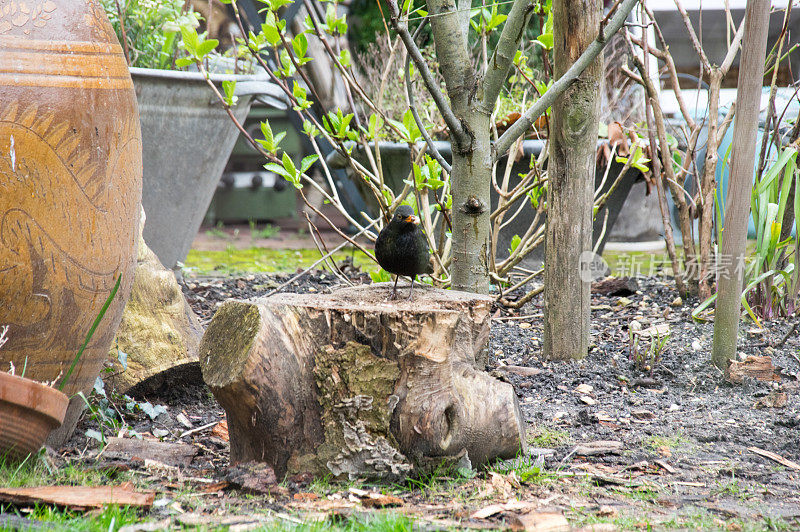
[184,247,378,277]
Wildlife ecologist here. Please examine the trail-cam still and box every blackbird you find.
[375,205,433,299]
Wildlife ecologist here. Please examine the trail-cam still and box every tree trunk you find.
[450,117,492,294]
[543,0,602,360]
[200,283,525,480]
[712,0,771,369]
[425,0,492,294]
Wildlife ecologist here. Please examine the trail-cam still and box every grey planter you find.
[131,66,285,269]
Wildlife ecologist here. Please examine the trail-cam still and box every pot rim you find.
[0,372,69,427]
[129,66,269,84]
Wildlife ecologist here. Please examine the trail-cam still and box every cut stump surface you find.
[200,283,526,480]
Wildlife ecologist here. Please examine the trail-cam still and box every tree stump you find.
[200,283,525,480]
[105,209,203,395]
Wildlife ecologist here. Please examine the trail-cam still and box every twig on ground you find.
[180,421,219,439]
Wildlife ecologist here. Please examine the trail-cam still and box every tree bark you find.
[712,0,771,369]
[200,284,525,479]
[424,0,494,293]
[543,0,602,360]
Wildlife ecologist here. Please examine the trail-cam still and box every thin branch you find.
[637,8,686,294]
[674,0,710,72]
[719,15,746,74]
[405,20,453,173]
[481,0,535,112]
[493,0,638,159]
[114,0,131,65]
[386,0,470,150]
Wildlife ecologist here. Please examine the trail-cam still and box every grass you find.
[643,431,690,455]
[184,247,378,277]
[254,513,415,531]
[568,504,799,531]
[0,455,147,532]
[0,505,145,532]
[0,452,125,489]
[250,220,281,240]
[526,426,571,448]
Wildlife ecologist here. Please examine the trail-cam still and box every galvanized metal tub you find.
[131,67,284,269]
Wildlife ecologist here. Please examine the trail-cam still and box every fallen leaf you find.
[753,391,787,409]
[224,462,286,496]
[361,493,403,508]
[211,420,229,441]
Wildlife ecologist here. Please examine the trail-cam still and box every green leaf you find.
[368,113,383,140]
[261,14,282,46]
[339,49,351,67]
[264,162,292,179]
[292,33,308,57]
[509,234,522,254]
[196,38,219,58]
[282,152,298,179]
[756,147,798,195]
[300,154,318,173]
[222,80,238,106]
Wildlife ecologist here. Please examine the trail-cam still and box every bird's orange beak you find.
[404,215,419,225]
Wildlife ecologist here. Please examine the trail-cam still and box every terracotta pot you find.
[0,372,69,461]
[0,0,142,445]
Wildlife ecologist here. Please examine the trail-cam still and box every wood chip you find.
[654,460,676,474]
[507,511,569,531]
[580,395,597,406]
[175,413,193,429]
[0,484,154,510]
[499,365,544,377]
[224,462,285,495]
[574,384,594,394]
[673,481,705,487]
[195,481,229,494]
[631,409,655,420]
[632,323,670,339]
[592,277,638,297]
[748,447,800,470]
[753,391,788,409]
[103,438,197,468]
[471,500,535,519]
[725,356,780,383]
[573,440,623,456]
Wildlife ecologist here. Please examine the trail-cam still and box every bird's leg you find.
[389,275,399,300]
[407,276,415,300]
